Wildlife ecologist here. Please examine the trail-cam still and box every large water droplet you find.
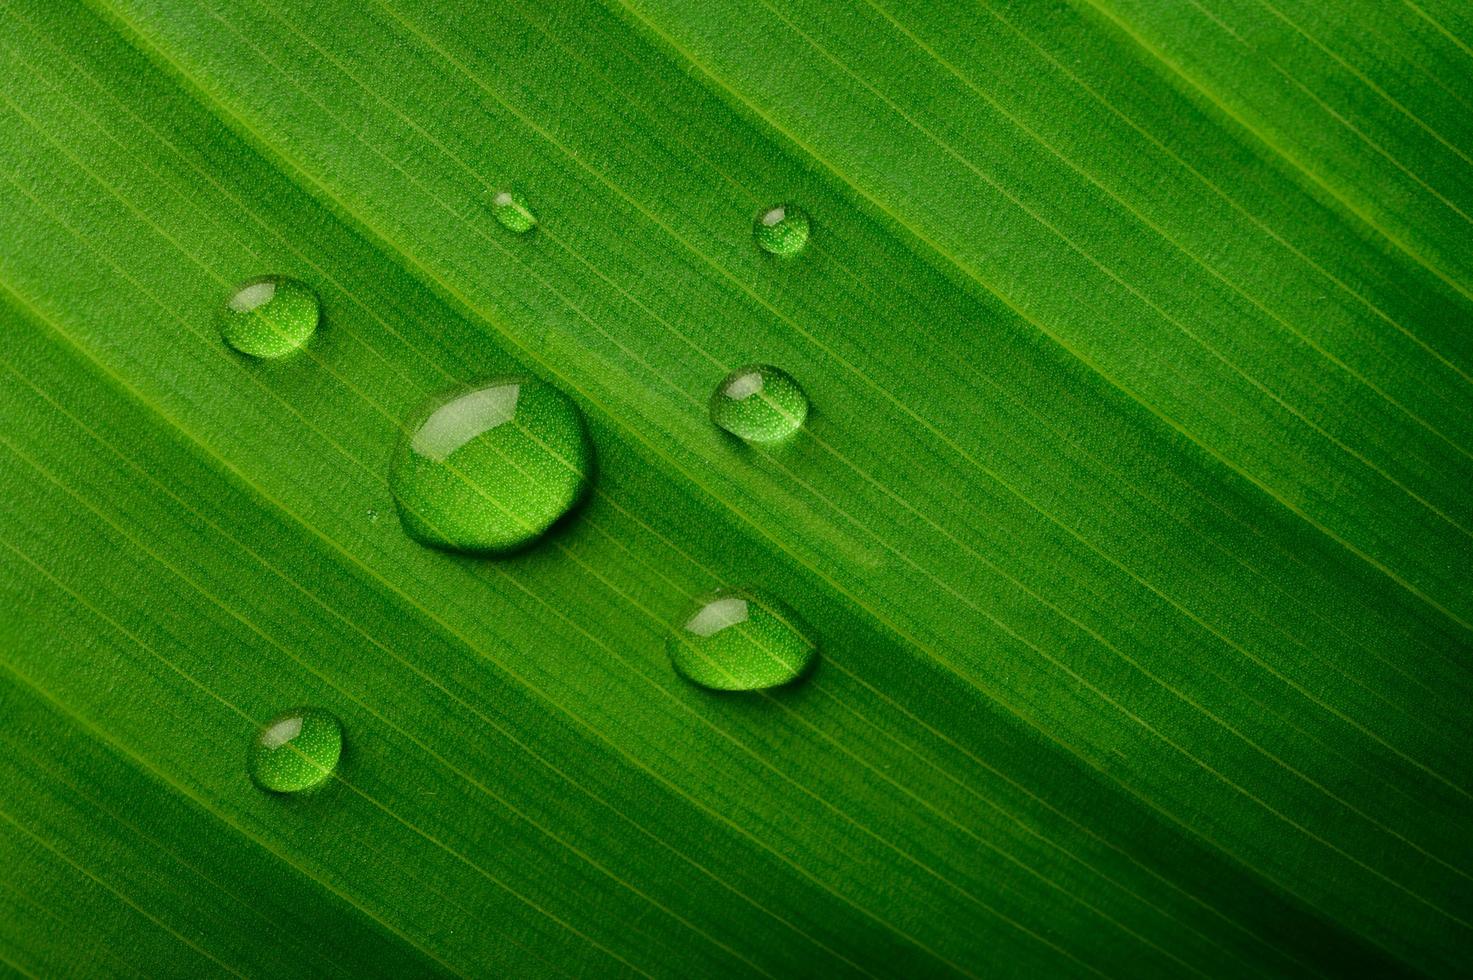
[389,378,593,554]
[221,275,319,358]
[248,707,342,794]
[492,190,537,233]
[710,365,808,443]
[668,588,818,691]
[753,204,809,256]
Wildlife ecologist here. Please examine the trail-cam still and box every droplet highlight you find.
[220,275,319,358]
[753,204,809,256]
[710,365,808,443]
[248,707,342,794]
[389,378,593,555]
[668,588,818,691]
[492,190,537,233]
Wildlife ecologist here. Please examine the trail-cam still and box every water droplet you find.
[221,275,319,358]
[492,190,537,233]
[710,365,808,443]
[248,706,342,794]
[753,204,809,256]
[668,588,818,691]
[366,508,379,523]
[389,378,593,554]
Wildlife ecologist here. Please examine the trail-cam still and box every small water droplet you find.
[221,275,319,358]
[753,204,809,256]
[492,190,537,233]
[366,508,379,523]
[669,588,818,691]
[248,706,342,794]
[389,378,593,554]
[710,365,808,443]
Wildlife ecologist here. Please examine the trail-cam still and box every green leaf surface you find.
[1,0,1469,975]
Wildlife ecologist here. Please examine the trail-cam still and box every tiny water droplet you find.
[221,275,319,358]
[389,378,593,554]
[248,706,342,794]
[710,365,808,443]
[492,190,537,233]
[668,588,818,691]
[753,204,809,256]
[366,508,379,523]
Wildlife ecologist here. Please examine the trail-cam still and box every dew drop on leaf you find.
[491,190,537,233]
[248,707,343,794]
[710,364,808,443]
[389,378,593,555]
[753,204,809,256]
[220,275,319,358]
[668,588,818,691]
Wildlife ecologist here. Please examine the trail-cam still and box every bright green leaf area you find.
[1,0,1469,976]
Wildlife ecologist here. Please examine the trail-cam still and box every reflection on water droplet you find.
[389,378,592,555]
[248,707,342,794]
[668,588,818,691]
[221,275,319,358]
[753,204,809,256]
[710,365,808,443]
[492,190,537,233]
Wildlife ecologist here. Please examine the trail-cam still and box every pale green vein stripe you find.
[0,801,246,979]
[1251,0,1473,167]
[0,31,1276,971]
[239,0,1473,812]
[1074,0,1473,305]
[20,0,1461,949]
[1180,0,1473,224]
[607,0,1473,631]
[859,0,1472,464]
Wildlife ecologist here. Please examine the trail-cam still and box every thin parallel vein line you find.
[604,0,1473,632]
[582,501,1324,978]
[677,605,1210,978]
[0,879,147,980]
[2,746,354,979]
[3,730,424,980]
[491,0,1467,712]
[0,363,866,980]
[1370,4,1473,117]
[359,0,1473,841]
[1249,0,1473,167]
[0,942,39,980]
[1403,0,1473,60]
[0,801,246,978]
[286,0,1473,800]
[753,406,1473,825]
[86,0,1473,919]
[135,9,1302,954]
[0,148,1425,978]
[0,57,983,966]
[745,0,1473,541]
[857,0,1473,468]
[0,250,966,980]
[0,449,731,980]
[0,50,1234,973]
[0,518,639,980]
[0,83,972,974]
[43,0,1462,772]
[0,358,748,972]
[267,0,1473,808]
[0,651,473,980]
[31,3,1466,941]
[0,203,1044,980]
[1072,0,1473,305]
[1180,0,1473,225]
[848,0,1473,766]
